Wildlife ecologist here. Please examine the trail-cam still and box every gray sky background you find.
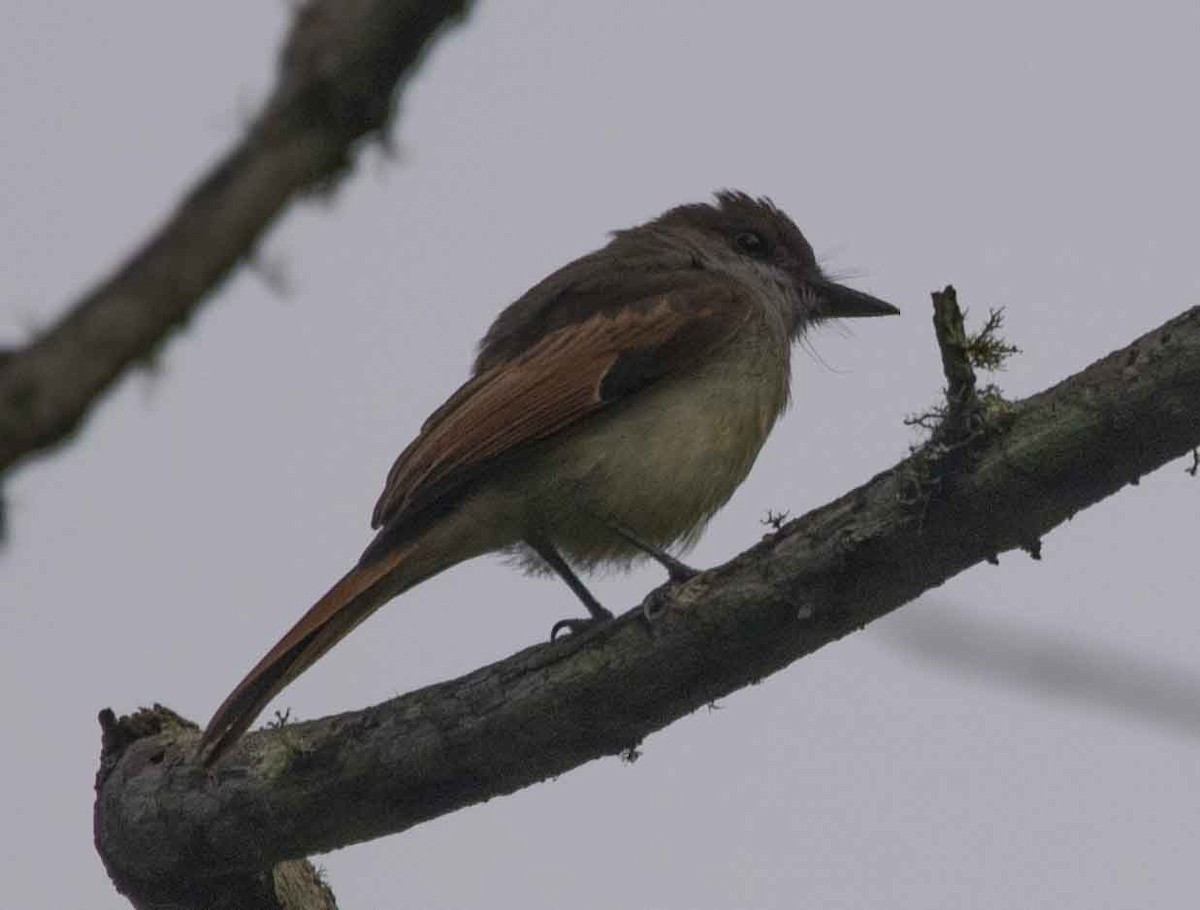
[3,2,1199,907]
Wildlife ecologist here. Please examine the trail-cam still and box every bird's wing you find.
[370,282,756,534]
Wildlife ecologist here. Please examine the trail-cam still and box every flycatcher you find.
[198,191,899,764]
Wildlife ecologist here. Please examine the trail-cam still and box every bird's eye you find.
[733,230,770,258]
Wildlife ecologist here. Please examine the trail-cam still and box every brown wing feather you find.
[371,285,755,532]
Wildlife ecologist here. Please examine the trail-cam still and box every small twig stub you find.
[931,285,979,431]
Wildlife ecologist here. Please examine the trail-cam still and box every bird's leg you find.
[605,521,699,583]
[603,521,701,624]
[527,535,614,640]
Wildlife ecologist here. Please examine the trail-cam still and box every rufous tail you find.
[198,537,435,766]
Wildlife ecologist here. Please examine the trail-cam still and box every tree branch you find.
[0,0,473,485]
[95,302,1200,905]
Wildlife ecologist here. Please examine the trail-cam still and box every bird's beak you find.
[811,278,900,318]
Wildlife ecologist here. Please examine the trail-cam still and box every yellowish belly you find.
[519,325,791,568]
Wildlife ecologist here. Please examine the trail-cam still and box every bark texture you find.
[95,304,1200,906]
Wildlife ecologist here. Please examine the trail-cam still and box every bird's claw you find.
[549,613,612,642]
[641,587,672,623]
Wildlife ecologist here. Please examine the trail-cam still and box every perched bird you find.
[198,191,898,764]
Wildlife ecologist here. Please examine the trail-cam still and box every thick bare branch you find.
[0,0,473,482]
[95,305,1200,904]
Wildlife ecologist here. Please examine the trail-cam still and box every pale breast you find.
[522,316,792,568]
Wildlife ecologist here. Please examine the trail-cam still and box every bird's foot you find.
[641,587,672,623]
[640,562,704,624]
[549,608,614,642]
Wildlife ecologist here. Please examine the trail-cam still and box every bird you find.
[197,191,899,764]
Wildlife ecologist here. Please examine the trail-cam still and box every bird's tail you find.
[197,526,473,766]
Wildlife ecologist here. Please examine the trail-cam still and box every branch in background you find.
[878,602,1200,742]
[0,0,474,487]
[94,302,1200,907]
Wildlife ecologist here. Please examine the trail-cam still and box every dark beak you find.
[811,278,900,318]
